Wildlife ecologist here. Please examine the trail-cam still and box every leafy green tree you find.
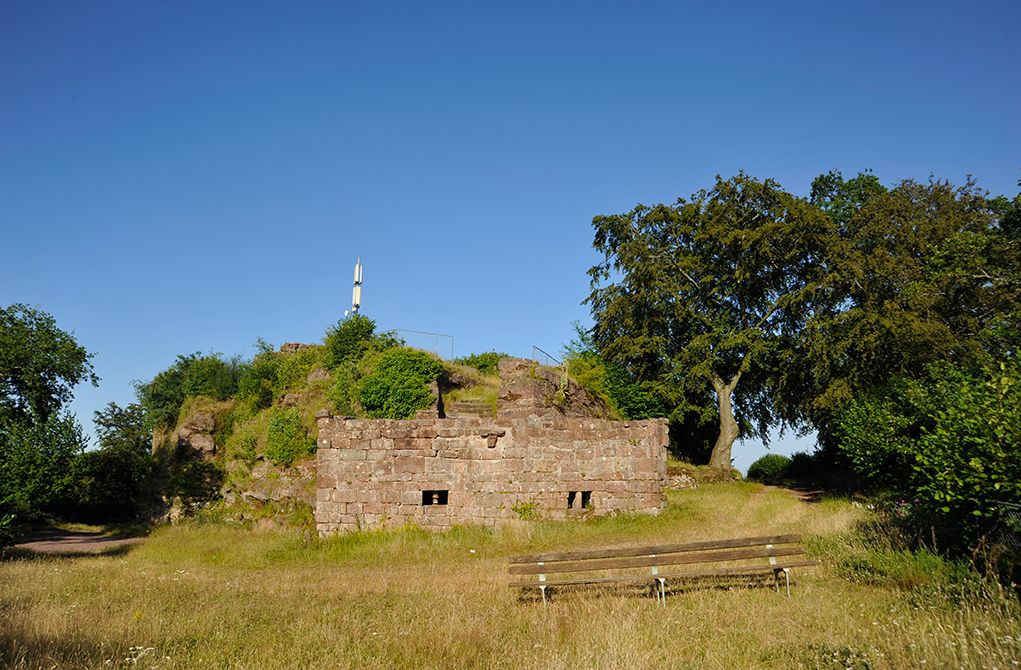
[835,361,1020,538]
[779,175,1020,443]
[0,412,87,519]
[324,315,378,368]
[0,304,97,425]
[587,174,834,467]
[63,401,155,522]
[137,353,246,429]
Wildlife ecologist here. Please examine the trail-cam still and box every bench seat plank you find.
[509,534,803,564]
[508,545,805,576]
[508,560,821,588]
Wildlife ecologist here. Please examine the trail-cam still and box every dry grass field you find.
[2,483,1018,669]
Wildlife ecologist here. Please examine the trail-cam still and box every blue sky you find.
[2,1,1019,472]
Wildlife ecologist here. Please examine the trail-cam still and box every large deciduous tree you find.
[775,174,1021,443]
[586,174,833,467]
[0,304,97,426]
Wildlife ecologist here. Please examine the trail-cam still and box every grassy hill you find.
[2,483,1018,669]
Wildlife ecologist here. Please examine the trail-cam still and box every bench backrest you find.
[508,534,806,579]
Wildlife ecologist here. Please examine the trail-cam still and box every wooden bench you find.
[508,534,819,606]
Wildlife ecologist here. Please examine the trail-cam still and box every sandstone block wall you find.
[315,415,668,534]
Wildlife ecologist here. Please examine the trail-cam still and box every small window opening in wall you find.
[422,490,448,506]
[567,491,577,509]
[581,491,593,509]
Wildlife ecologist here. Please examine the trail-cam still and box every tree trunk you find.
[708,374,741,469]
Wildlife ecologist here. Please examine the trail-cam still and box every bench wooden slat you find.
[508,534,803,564]
[508,545,805,576]
[508,560,822,588]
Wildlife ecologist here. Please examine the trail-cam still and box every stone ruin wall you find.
[315,414,668,534]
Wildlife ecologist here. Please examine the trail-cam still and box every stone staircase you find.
[443,400,495,419]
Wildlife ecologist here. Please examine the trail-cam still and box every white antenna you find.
[345,256,363,317]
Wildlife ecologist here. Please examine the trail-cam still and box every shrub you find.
[324,315,377,368]
[0,413,85,521]
[835,360,1021,542]
[236,350,280,411]
[273,347,326,395]
[327,363,358,416]
[358,349,442,419]
[455,351,508,376]
[746,453,792,482]
[137,353,247,429]
[265,409,315,466]
[66,445,154,522]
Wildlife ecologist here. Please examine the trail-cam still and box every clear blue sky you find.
[3,1,1019,473]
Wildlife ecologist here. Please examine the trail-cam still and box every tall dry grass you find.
[1,484,1017,669]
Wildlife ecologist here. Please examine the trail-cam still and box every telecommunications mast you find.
[345,256,363,317]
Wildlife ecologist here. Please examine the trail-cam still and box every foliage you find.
[94,402,150,454]
[265,408,315,466]
[0,412,86,520]
[324,315,378,368]
[358,348,442,419]
[67,443,154,522]
[0,304,98,426]
[746,453,792,482]
[236,344,280,411]
[780,174,1020,443]
[587,174,833,467]
[137,353,247,429]
[327,363,359,416]
[454,351,508,376]
[52,401,158,522]
[510,500,540,521]
[835,361,1021,540]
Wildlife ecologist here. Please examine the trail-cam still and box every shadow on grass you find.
[2,527,148,562]
[0,612,119,668]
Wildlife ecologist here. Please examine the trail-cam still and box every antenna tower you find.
[346,256,363,317]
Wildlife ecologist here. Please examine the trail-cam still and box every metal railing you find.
[531,345,561,367]
[383,329,455,360]
[990,501,1021,548]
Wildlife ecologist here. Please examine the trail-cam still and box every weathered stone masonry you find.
[315,414,668,534]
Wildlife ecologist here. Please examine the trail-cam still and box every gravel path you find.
[12,530,146,554]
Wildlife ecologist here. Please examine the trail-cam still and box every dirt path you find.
[758,484,825,503]
[12,530,146,555]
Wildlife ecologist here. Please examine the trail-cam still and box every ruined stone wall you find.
[315,414,668,534]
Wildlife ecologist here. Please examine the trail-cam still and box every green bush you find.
[0,413,86,521]
[324,315,377,368]
[265,409,316,466]
[358,349,442,419]
[273,347,325,395]
[328,363,358,416]
[835,360,1021,541]
[746,453,792,482]
[66,445,154,522]
[236,349,280,411]
[455,351,508,376]
[137,353,248,429]
[566,351,664,420]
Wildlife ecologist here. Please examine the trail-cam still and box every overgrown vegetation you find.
[265,409,316,466]
[358,348,443,419]
[454,351,508,375]
[746,453,791,483]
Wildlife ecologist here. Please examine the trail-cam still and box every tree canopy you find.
[0,303,97,426]
[587,173,833,467]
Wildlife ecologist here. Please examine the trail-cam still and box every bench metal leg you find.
[540,585,547,608]
[658,578,666,607]
[773,569,791,597]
